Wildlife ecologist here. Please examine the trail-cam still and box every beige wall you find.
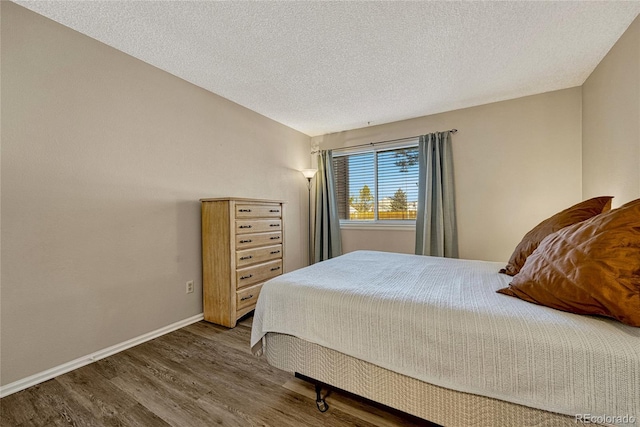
[341,227,416,255]
[0,2,311,386]
[582,15,640,207]
[313,88,584,262]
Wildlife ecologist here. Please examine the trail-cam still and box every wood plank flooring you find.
[1,317,432,426]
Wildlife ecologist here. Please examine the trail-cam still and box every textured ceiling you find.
[14,1,640,137]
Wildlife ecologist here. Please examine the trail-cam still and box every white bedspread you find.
[251,251,640,421]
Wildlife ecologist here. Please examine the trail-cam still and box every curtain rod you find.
[311,129,457,155]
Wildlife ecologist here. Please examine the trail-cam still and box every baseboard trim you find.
[0,313,204,398]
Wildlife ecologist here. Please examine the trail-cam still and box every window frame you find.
[332,139,419,229]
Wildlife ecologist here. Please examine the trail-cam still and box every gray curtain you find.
[415,132,458,257]
[314,150,343,262]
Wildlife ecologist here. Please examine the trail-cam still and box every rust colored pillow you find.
[500,196,613,276]
[498,198,640,327]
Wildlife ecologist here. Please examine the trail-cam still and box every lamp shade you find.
[300,169,318,180]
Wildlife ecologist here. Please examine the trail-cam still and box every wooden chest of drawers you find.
[201,198,285,327]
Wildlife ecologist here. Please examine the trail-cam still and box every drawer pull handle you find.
[270,236,280,240]
[240,274,253,280]
[269,209,280,213]
[271,266,281,271]
[270,224,280,227]
[270,250,280,254]
[239,239,252,243]
[239,225,253,229]
[239,209,252,212]
[240,294,254,301]
[240,255,253,261]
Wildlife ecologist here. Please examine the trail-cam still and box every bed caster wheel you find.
[316,399,329,412]
[314,383,329,412]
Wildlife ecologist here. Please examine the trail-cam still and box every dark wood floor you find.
[1,317,430,426]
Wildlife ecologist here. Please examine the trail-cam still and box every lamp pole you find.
[300,169,317,265]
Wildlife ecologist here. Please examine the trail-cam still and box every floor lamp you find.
[300,169,317,265]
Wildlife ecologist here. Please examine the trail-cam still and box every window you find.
[333,142,419,223]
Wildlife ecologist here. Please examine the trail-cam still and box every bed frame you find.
[264,332,596,427]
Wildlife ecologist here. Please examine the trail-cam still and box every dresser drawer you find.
[236,244,282,268]
[236,259,282,289]
[235,219,282,235]
[235,231,282,249]
[236,282,263,311]
[235,204,282,219]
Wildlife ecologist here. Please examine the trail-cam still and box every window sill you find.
[340,221,416,231]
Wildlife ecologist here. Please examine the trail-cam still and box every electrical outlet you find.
[186,280,194,294]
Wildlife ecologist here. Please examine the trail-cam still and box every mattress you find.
[251,250,640,422]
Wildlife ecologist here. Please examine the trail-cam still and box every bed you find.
[250,250,640,427]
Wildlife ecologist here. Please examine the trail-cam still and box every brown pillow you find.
[498,198,640,327]
[500,196,612,276]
